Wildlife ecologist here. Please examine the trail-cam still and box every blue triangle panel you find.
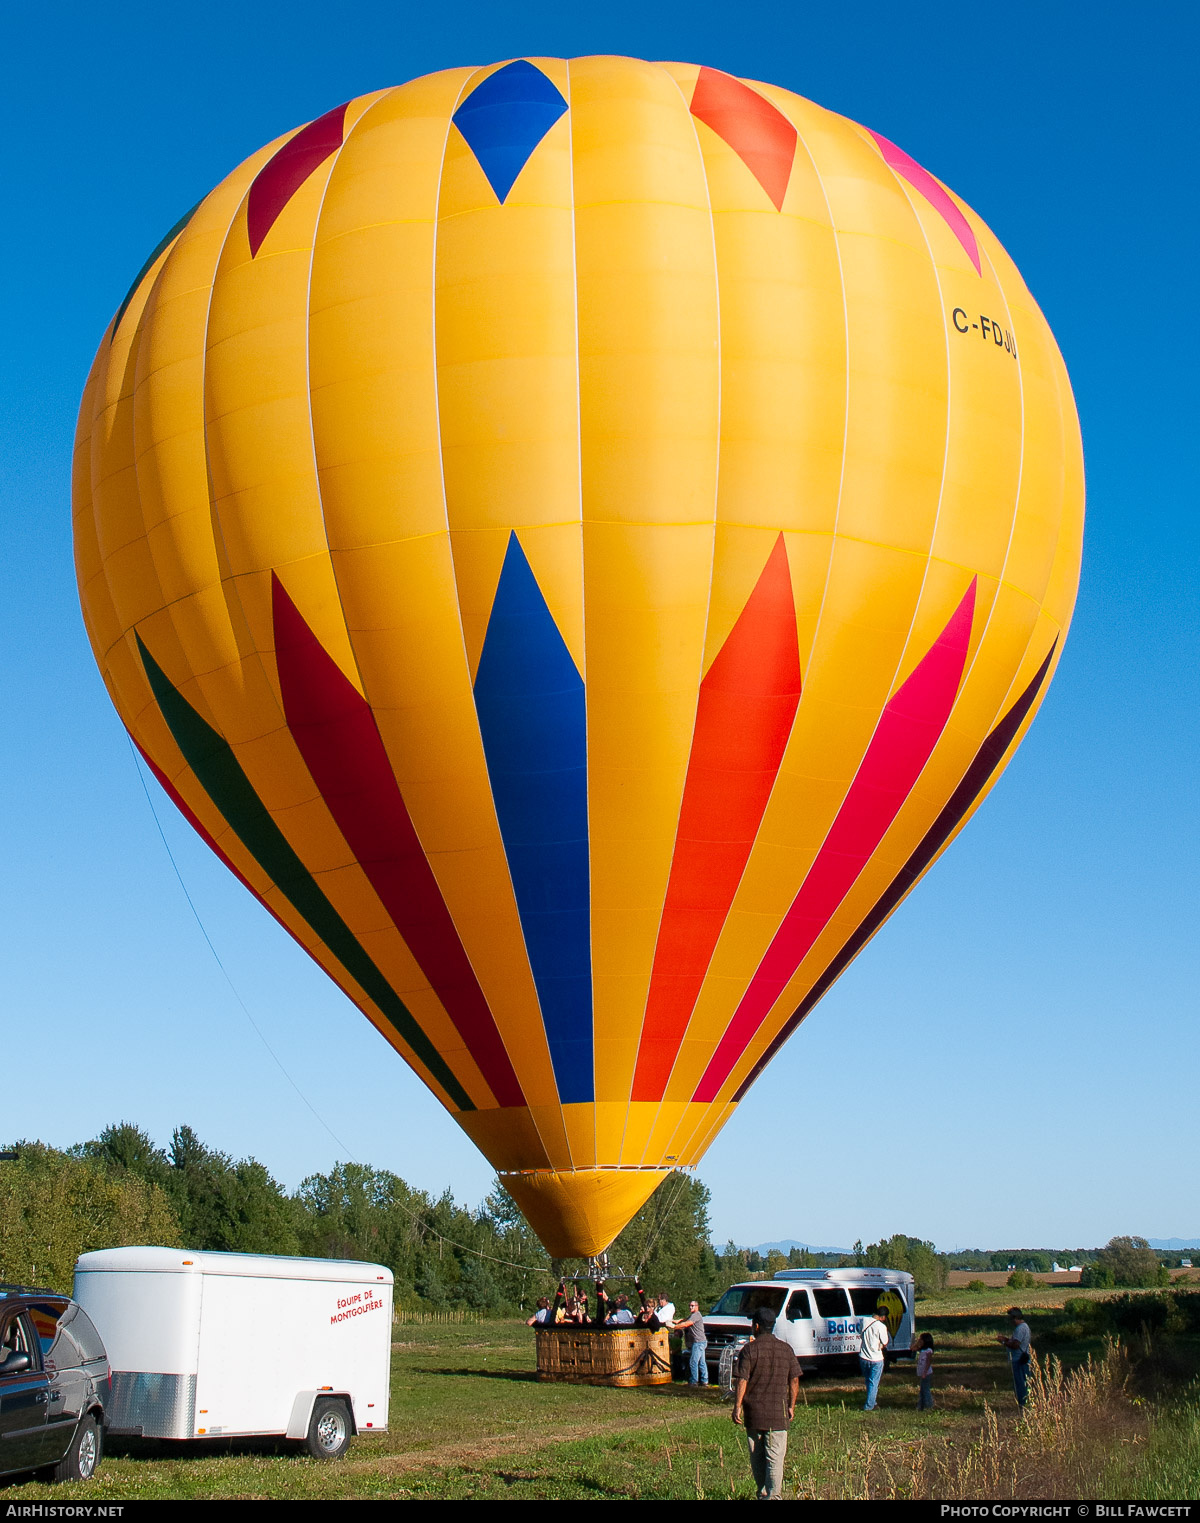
[473,533,593,1105]
[452,59,568,203]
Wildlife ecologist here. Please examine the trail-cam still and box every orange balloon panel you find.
[74,57,1083,1259]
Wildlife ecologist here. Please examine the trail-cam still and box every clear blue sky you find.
[3,0,1195,1252]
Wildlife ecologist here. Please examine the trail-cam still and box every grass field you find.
[3,1287,1196,1501]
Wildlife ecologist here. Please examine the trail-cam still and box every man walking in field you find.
[732,1307,801,1501]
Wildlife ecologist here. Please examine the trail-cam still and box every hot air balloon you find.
[74,56,1083,1260]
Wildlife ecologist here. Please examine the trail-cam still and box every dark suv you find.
[0,1285,109,1483]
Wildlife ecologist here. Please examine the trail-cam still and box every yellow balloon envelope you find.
[74,57,1083,1257]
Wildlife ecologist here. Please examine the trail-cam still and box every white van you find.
[703,1268,915,1381]
[73,1247,393,1457]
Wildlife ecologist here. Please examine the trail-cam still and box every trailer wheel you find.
[53,1414,102,1482]
[306,1397,351,1460]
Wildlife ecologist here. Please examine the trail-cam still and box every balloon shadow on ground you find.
[422,1367,721,1403]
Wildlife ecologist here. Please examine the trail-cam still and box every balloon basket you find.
[535,1326,672,1387]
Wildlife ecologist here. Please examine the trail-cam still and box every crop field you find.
[3,1285,1196,1502]
[945,1269,1200,1290]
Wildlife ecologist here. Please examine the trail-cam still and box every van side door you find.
[810,1288,856,1357]
[782,1290,814,1360]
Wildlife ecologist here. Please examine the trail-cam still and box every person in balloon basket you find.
[858,1304,890,1410]
[605,1294,636,1327]
[631,1278,656,1326]
[673,1300,709,1386]
[997,1308,1032,1409]
[732,1308,801,1501]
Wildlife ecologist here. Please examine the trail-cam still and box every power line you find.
[127,734,356,1158]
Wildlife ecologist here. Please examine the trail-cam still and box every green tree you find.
[165,1126,300,1254]
[0,1142,180,1291]
[78,1122,300,1254]
[476,1179,551,1311]
[77,1121,172,1191]
[415,1264,450,1307]
[861,1233,948,1295]
[296,1163,423,1272]
[295,1163,544,1315]
[1090,1236,1169,1289]
[457,1258,504,1312]
[714,1240,751,1289]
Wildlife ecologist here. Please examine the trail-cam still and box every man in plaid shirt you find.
[732,1308,801,1500]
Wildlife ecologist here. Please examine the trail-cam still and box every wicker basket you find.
[535,1326,672,1386]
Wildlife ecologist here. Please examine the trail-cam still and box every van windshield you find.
[709,1286,786,1318]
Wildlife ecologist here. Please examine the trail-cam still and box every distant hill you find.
[738,1237,1198,1256]
[749,1239,854,1257]
[743,1238,1199,1256]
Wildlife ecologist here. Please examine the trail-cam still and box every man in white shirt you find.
[858,1306,890,1411]
[654,1293,676,1329]
[998,1307,1032,1408]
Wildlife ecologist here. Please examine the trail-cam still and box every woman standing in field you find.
[915,1333,935,1410]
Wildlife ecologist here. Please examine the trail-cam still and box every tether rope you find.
[126,736,551,1278]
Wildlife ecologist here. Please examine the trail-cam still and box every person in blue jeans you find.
[858,1306,890,1410]
[674,1300,709,1386]
[998,1308,1031,1408]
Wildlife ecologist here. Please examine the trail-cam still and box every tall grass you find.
[1103,1381,1200,1499]
[796,1342,1150,1500]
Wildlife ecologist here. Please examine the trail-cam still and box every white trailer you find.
[73,1247,392,1457]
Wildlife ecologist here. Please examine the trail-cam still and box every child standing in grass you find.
[915,1333,935,1410]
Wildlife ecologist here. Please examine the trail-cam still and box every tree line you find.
[0,1124,1175,1308]
[0,1124,728,1313]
